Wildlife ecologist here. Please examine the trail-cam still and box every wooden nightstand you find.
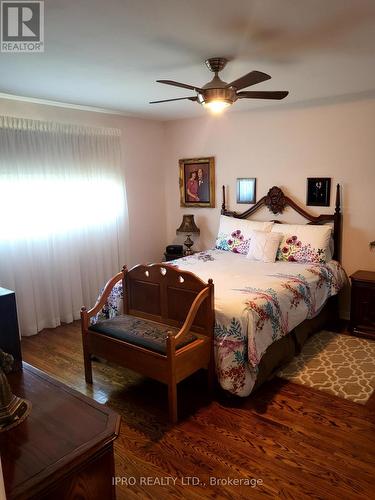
[350,270,375,339]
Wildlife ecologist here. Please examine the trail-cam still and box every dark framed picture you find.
[306,177,331,206]
[179,157,215,208]
[236,178,256,204]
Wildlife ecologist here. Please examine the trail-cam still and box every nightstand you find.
[350,270,375,339]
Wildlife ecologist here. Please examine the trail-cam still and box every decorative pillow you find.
[271,224,332,263]
[246,231,282,263]
[216,216,274,254]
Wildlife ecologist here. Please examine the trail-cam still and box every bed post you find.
[122,265,128,314]
[333,184,341,262]
[221,185,226,214]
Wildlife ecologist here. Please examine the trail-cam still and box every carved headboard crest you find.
[264,186,287,215]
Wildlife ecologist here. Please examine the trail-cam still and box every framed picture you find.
[179,157,215,208]
[236,178,256,204]
[306,177,331,206]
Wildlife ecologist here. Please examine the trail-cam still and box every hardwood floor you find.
[22,322,375,500]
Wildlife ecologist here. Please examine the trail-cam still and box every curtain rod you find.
[0,115,121,137]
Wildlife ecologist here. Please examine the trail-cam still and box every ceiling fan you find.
[150,57,289,113]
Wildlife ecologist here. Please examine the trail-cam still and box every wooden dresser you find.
[0,363,120,500]
[0,288,22,371]
[350,270,375,340]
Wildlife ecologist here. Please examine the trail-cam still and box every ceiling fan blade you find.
[227,71,271,90]
[237,90,289,100]
[149,96,198,104]
[156,80,202,92]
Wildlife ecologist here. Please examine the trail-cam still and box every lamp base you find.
[183,234,194,255]
[0,394,32,432]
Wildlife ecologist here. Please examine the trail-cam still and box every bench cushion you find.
[89,314,198,355]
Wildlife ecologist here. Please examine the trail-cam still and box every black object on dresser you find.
[0,287,22,371]
[164,252,184,262]
[350,271,375,339]
[164,244,183,261]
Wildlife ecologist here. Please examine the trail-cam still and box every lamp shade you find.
[176,214,200,234]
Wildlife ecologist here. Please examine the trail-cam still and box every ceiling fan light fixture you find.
[202,100,231,113]
[198,86,235,113]
[151,58,289,110]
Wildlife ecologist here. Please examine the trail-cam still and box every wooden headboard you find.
[221,184,342,261]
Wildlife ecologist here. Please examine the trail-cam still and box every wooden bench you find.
[81,264,214,423]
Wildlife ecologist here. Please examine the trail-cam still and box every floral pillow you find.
[277,235,326,263]
[271,224,332,263]
[216,228,251,254]
[215,216,274,255]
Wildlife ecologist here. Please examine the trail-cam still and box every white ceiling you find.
[1,0,375,120]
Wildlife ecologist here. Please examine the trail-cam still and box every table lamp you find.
[176,215,200,255]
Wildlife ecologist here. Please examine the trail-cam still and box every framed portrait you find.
[306,177,331,206]
[179,157,215,208]
[236,178,256,204]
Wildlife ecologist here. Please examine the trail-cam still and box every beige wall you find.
[0,97,166,267]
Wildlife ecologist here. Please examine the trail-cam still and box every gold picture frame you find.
[179,157,215,208]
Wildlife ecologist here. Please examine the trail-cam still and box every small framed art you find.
[179,157,215,208]
[236,178,256,204]
[306,177,331,206]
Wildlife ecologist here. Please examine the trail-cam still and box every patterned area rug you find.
[278,331,375,404]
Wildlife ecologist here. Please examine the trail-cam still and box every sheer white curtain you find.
[0,116,128,336]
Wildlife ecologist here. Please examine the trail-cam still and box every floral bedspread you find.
[95,250,347,397]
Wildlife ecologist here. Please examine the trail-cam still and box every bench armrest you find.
[170,286,211,346]
[81,270,124,324]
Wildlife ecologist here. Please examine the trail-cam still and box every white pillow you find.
[216,216,274,255]
[271,223,332,263]
[247,231,282,263]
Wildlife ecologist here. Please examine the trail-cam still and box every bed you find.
[168,250,345,395]
[96,185,347,397]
